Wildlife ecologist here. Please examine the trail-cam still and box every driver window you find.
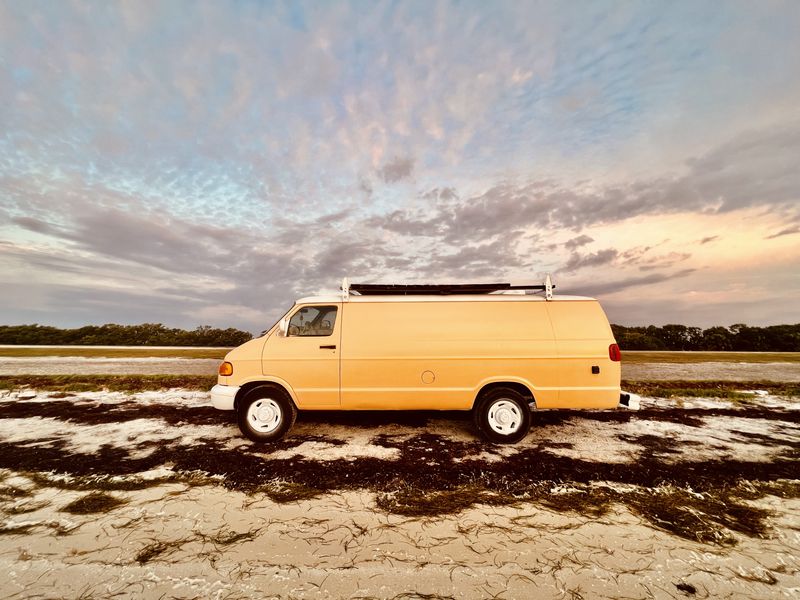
[287,305,337,337]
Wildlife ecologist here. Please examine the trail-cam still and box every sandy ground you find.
[0,356,221,375]
[2,356,800,381]
[623,361,800,382]
[0,388,798,598]
[2,483,798,600]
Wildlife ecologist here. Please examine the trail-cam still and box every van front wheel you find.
[237,386,297,443]
[473,387,531,444]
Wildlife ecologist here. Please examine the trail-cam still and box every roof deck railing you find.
[340,275,554,300]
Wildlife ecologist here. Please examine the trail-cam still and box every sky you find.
[1,0,799,333]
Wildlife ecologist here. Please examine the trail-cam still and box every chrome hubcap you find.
[487,399,522,435]
[247,398,282,433]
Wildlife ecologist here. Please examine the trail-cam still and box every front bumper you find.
[210,384,239,410]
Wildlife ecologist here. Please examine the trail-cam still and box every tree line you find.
[0,322,798,351]
[0,324,253,347]
[611,323,800,351]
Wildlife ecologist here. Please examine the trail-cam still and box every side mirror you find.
[278,317,289,337]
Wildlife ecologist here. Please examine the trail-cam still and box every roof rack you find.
[341,275,554,300]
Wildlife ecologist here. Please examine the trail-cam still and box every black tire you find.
[237,385,297,443]
[473,387,531,444]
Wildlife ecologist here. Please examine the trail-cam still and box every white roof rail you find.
[338,276,555,297]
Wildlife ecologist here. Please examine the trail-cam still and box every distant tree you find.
[699,326,734,351]
[622,332,666,350]
[1,322,799,351]
[0,323,253,346]
[609,323,800,351]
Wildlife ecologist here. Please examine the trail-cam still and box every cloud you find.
[617,247,692,272]
[1,2,799,330]
[637,252,692,272]
[11,217,60,236]
[564,234,594,249]
[766,226,800,239]
[367,123,800,246]
[402,234,530,279]
[565,268,697,297]
[562,249,618,273]
[378,156,415,183]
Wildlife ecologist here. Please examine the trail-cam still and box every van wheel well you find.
[474,382,535,409]
[234,382,294,411]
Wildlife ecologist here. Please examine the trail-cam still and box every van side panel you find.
[544,300,620,409]
[340,300,558,410]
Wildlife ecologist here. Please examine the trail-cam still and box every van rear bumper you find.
[210,384,239,411]
[619,392,641,410]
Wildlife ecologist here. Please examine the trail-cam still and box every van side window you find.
[287,305,337,337]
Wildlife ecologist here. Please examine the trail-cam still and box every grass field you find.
[1,346,798,363]
[0,346,229,359]
[622,351,800,363]
[0,374,218,392]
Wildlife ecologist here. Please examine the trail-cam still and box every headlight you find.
[218,361,233,376]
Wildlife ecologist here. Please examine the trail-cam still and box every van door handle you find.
[319,344,336,349]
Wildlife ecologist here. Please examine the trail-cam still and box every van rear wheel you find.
[473,387,531,444]
[237,385,297,443]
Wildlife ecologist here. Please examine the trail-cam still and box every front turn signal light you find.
[218,361,233,376]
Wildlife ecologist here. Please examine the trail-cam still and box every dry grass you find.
[0,347,229,359]
[623,380,800,398]
[0,374,217,392]
[622,351,800,364]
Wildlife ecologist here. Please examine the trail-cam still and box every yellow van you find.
[211,278,623,444]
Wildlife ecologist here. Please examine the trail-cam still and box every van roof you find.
[294,294,597,304]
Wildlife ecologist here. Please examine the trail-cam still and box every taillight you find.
[218,361,233,376]
[609,343,621,362]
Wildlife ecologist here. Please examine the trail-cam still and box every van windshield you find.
[261,306,293,337]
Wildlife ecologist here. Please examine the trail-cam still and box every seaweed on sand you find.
[261,481,323,503]
[0,398,798,545]
[375,485,506,517]
[135,541,172,564]
[536,486,615,518]
[61,491,127,515]
[0,523,35,536]
[623,486,770,545]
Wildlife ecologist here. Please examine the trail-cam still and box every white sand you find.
[1,483,798,599]
[1,389,798,598]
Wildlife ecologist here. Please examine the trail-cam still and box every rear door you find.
[262,303,342,408]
